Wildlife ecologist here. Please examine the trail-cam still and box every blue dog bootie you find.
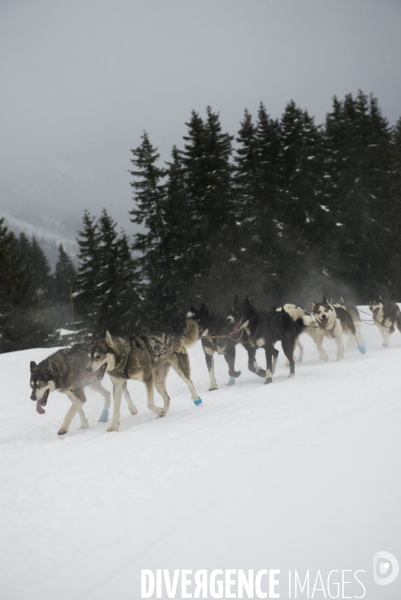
[226,377,236,386]
[193,397,203,406]
[358,345,366,355]
[98,409,109,423]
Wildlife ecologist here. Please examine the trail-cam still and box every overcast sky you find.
[1,0,401,240]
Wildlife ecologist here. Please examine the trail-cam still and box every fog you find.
[1,0,401,241]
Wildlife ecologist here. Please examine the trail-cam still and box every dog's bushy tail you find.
[294,316,308,336]
[182,314,199,347]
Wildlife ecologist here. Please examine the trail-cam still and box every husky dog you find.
[226,295,308,383]
[87,316,202,432]
[190,303,265,390]
[276,304,318,363]
[369,295,401,347]
[332,297,365,349]
[29,344,136,436]
[311,297,366,361]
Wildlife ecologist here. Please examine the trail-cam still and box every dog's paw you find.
[129,406,138,416]
[288,373,294,378]
[79,423,89,430]
[320,354,329,362]
[209,385,218,391]
[264,377,273,385]
[154,407,166,417]
[107,425,119,432]
[57,428,68,436]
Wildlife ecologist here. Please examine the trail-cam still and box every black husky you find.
[226,295,307,384]
[190,304,265,390]
[369,295,401,347]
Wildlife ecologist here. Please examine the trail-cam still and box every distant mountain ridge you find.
[0,208,78,270]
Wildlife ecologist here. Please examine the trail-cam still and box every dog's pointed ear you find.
[311,301,317,310]
[244,295,250,305]
[233,294,239,304]
[105,331,114,348]
[30,361,37,371]
[323,296,328,304]
[190,305,196,314]
[379,294,383,302]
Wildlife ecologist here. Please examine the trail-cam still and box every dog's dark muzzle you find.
[89,362,107,381]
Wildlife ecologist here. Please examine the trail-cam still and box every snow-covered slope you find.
[1,311,400,599]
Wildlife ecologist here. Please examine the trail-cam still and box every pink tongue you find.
[36,400,45,415]
[230,321,240,334]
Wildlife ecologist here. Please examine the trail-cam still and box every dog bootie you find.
[297,356,303,364]
[227,377,236,386]
[358,345,366,354]
[193,397,202,406]
[98,409,109,423]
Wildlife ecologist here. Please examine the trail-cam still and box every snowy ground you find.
[1,308,400,599]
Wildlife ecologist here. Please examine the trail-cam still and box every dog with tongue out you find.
[29,343,136,436]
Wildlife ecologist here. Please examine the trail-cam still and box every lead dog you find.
[369,295,401,347]
[87,316,202,432]
[30,344,136,435]
[190,303,265,390]
[226,295,308,384]
[311,297,365,361]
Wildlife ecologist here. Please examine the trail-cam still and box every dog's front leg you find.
[144,375,165,417]
[122,382,138,415]
[378,322,391,347]
[223,347,241,385]
[264,343,274,384]
[89,378,111,423]
[315,329,329,361]
[334,320,344,360]
[245,345,266,378]
[107,378,124,432]
[203,346,217,390]
[58,390,86,435]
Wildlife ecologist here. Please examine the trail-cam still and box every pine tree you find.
[54,244,76,301]
[274,101,327,300]
[75,211,101,330]
[0,220,38,352]
[324,91,393,299]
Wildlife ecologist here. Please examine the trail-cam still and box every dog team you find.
[29,295,401,436]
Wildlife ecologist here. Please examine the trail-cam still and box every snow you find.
[1,310,401,599]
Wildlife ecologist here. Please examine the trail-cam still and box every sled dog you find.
[311,297,365,361]
[226,295,308,383]
[190,303,265,390]
[369,295,401,347]
[29,344,136,436]
[87,316,202,432]
[332,297,365,349]
[276,304,318,363]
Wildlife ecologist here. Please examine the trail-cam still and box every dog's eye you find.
[30,381,34,387]
[94,354,102,360]
[37,381,45,388]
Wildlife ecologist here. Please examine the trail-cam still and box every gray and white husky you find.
[311,297,366,361]
[86,316,201,432]
[369,295,401,347]
[30,343,136,436]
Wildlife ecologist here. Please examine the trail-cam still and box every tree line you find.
[1,91,401,352]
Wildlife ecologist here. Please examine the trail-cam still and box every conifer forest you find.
[2,91,401,352]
